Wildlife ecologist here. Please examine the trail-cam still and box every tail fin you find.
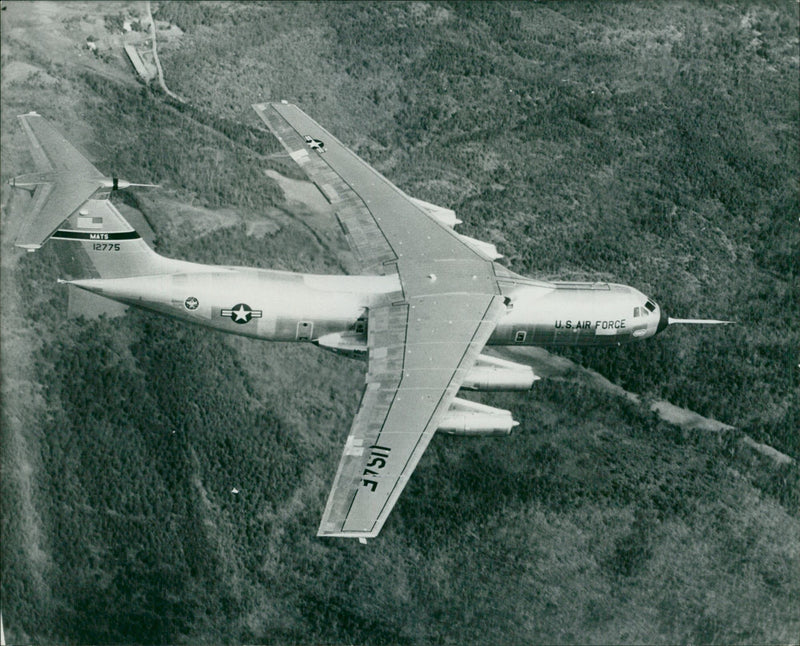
[45,197,178,280]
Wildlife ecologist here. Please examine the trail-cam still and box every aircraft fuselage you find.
[69,265,666,349]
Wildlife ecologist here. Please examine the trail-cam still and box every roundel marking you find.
[220,303,263,324]
[184,296,199,311]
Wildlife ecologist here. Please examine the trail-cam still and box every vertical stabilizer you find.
[46,198,187,279]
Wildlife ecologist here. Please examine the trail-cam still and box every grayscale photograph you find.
[1,1,797,644]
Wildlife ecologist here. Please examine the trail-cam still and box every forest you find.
[1,2,798,644]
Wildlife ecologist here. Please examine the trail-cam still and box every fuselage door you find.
[296,320,314,341]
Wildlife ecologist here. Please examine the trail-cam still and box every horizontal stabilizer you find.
[14,177,106,250]
[12,113,158,250]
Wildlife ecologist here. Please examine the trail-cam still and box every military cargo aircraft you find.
[10,106,729,541]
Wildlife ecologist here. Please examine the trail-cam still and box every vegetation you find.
[1,2,797,644]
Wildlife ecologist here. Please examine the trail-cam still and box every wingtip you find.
[14,242,41,252]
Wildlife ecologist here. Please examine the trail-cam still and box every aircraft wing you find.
[14,113,106,249]
[319,293,507,538]
[254,102,508,538]
[253,102,499,274]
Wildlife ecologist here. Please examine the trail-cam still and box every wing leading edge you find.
[255,102,510,538]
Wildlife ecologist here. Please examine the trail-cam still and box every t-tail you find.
[10,111,158,251]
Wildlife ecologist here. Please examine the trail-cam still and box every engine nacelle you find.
[461,354,539,391]
[438,398,518,436]
[408,196,501,260]
[455,233,503,260]
[314,331,367,360]
[408,196,462,228]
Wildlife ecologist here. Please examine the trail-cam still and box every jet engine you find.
[438,398,519,436]
[454,233,503,260]
[461,354,539,391]
[408,196,462,228]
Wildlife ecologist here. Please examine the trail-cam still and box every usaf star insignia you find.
[221,303,263,324]
[184,296,199,311]
[304,135,326,152]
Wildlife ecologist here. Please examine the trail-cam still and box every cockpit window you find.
[644,300,656,313]
[633,307,641,317]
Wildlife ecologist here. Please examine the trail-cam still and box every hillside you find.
[1,2,798,644]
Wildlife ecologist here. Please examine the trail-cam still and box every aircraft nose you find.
[656,304,669,334]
